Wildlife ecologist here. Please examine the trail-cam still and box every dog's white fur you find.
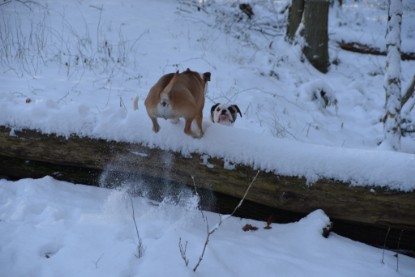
[210,103,242,126]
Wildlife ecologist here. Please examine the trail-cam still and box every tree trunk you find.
[302,0,330,73]
[286,0,304,43]
[383,0,403,151]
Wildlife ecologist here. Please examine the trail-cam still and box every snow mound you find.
[1,177,414,276]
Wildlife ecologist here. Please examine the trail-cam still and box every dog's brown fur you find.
[144,68,211,138]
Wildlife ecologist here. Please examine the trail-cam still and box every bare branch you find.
[179,237,189,267]
[94,253,104,269]
[192,171,260,272]
[0,0,47,10]
[401,75,415,108]
[381,226,391,264]
[129,196,145,258]
[338,41,415,61]
[396,229,404,272]
[230,170,260,216]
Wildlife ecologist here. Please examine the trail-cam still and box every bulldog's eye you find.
[216,107,221,112]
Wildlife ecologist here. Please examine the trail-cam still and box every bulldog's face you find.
[210,103,242,126]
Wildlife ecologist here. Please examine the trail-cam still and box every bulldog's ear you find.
[230,104,242,117]
[211,103,220,114]
[203,72,211,82]
[210,103,220,122]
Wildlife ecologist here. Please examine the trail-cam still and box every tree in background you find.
[383,0,403,151]
[286,0,304,43]
[286,0,330,73]
[301,0,330,73]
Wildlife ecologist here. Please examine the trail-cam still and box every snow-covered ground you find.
[1,177,414,277]
[0,0,415,276]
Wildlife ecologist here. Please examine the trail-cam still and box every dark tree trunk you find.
[286,0,304,43]
[302,0,330,73]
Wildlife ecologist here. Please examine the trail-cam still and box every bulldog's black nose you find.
[220,109,227,115]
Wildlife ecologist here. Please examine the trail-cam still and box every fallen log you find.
[0,125,414,254]
[337,40,415,61]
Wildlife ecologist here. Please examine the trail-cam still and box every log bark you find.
[1,125,415,254]
[1,125,414,228]
[338,40,415,61]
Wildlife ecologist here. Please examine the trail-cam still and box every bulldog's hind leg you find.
[184,117,200,138]
[195,111,204,137]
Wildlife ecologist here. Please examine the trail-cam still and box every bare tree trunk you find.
[383,0,403,151]
[302,0,330,73]
[401,76,415,124]
[286,0,304,43]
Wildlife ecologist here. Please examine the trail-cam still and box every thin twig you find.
[381,226,391,264]
[192,171,260,272]
[129,195,145,258]
[119,96,127,112]
[94,253,104,269]
[179,237,189,267]
[190,175,205,219]
[396,229,404,272]
[402,75,415,108]
[230,171,260,215]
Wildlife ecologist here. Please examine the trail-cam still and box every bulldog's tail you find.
[161,71,179,96]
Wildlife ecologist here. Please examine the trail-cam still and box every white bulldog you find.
[210,103,242,126]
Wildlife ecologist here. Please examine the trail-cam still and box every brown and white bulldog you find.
[144,68,211,138]
[210,103,242,126]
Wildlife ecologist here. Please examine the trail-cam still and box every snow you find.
[0,0,414,190]
[1,177,414,276]
[0,0,415,275]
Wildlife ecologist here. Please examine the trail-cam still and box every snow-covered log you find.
[337,41,415,61]
[1,125,414,234]
[1,125,415,253]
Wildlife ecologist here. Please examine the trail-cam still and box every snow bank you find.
[1,177,414,276]
[2,98,414,190]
